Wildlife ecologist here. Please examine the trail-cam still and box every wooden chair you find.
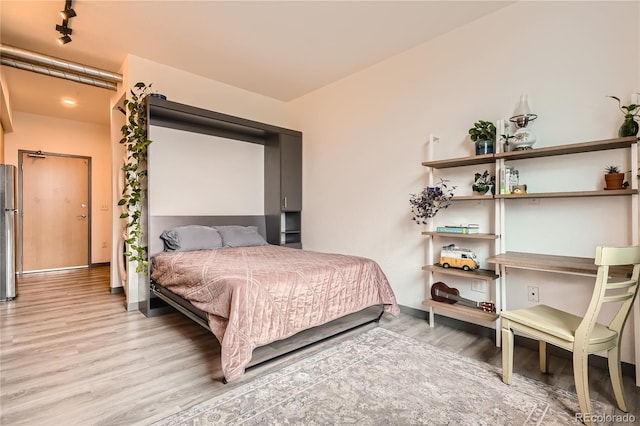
[501,246,640,425]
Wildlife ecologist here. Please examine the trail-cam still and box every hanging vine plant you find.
[118,82,154,273]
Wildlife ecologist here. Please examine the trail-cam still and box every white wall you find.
[4,112,112,264]
[148,126,264,216]
[287,1,639,363]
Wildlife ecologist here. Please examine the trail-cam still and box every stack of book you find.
[436,224,480,234]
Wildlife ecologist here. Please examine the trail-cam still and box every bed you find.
[147,216,399,382]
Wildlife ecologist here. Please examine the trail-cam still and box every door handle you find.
[78,214,87,219]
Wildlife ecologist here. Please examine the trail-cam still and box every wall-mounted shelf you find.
[422,137,638,169]
[422,231,498,240]
[495,189,637,199]
[422,265,499,280]
[422,298,499,322]
[422,153,494,169]
[452,195,495,201]
[495,137,637,160]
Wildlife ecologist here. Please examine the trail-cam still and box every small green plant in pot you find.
[604,165,625,190]
[472,170,495,195]
[469,120,496,155]
[608,96,639,137]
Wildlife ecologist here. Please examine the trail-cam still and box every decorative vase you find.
[604,173,625,190]
[618,116,639,137]
[475,141,494,155]
[511,127,537,150]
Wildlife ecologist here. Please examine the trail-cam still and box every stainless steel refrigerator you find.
[1,164,17,301]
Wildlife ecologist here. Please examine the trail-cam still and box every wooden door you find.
[21,152,90,272]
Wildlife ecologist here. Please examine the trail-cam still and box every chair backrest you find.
[575,246,640,344]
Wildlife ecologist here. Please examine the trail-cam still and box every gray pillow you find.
[215,225,268,247]
[160,225,223,252]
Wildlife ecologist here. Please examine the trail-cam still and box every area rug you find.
[153,327,622,425]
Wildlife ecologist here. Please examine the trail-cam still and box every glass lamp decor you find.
[509,95,538,150]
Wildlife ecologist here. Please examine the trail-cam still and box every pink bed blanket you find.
[151,245,399,382]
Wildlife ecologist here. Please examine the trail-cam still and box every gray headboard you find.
[148,215,267,256]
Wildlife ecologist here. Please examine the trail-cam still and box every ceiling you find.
[0,1,513,126]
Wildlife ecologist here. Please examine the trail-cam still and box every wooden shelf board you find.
[422,231,499,240]
[495,137,637,160]
[421,137,637,169]
[422,265,499,280]
[452,195,495,201]
[495,189,637,199]
[486,251,633,277]
[422,298,499,322]
[422,153,494,169]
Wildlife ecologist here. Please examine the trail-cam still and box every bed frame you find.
[145,215,384,382]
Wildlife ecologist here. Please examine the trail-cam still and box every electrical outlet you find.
[527,286,539,302]
[471,279,487,293]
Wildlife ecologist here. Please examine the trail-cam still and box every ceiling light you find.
[62,98,77,106]
[55,23,72,35]
[60,1,76,19]
[60,8,76,19]
[57,35,72,45]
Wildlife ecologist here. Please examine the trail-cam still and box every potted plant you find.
[608,96,639,137]
[410,178,456,224]
[472,170,495,195]
[604,165,625,190]
[469,120,496,155]
[118,82,154,274]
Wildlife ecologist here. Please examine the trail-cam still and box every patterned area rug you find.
[154,327,620,425]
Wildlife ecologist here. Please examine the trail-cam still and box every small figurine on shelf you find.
[439,244,479,271]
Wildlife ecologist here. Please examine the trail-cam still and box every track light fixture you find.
[57,35,72,45]
[55,23,72,36]
[60,8,76,19]
[55,1,76,45]
[60,0,76,20]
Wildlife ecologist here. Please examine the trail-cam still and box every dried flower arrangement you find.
[410,178,456,224]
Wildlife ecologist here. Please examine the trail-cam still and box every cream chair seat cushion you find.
[501,305,617,345]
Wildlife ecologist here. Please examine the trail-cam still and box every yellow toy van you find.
[439,244,479,271]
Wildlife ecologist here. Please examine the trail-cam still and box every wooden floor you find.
[0,266,638,425]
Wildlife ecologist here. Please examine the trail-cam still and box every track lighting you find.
[60,8,76,20]
[55,23,72,35]
[57,35,72,45]
[54,1,76,45]
[60,0,76,19]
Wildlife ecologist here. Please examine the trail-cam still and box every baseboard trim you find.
[399,304,636,379]
[110,287,124,295]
